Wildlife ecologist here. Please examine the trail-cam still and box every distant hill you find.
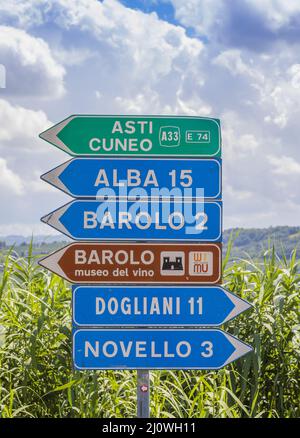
[223,226,300,259]
[0,226,299,260]
[0,234,70,246]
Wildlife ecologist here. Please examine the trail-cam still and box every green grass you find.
[0,241,299,418]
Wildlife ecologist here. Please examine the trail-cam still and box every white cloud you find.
[0,0,44,28]
[213,50,264,83]
[225,197,300,229]
[0,1,206,114]
[260,63,300,129]
[289,64,300,89]
[0,98,67,225]
[0,25,65,97]
[0,0,299,231]
[245,0,300,31]
[54,47,94,67]
[225,185,254,201]
[0,158,24,195]
[221,112,261,160]
[169,0,225,37]
[209,46,300,131]
[0,99,50,144]
[114,88,211,116]
[169,0,300,41]
[268,155,300,175]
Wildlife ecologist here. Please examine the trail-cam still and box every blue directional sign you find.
[41,199,222,242]
[73,329,253,370]
[39,114,254,380]
[41,158,221,199]
[72,286,252,327]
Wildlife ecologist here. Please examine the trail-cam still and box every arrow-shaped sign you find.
[39,115,221,157]
[73,329,253,370]
[72,285,252,327]
[41,157,222,199]
[41,200,222,242]
[39,242,222,284]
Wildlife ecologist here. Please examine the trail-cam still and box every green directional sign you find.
[39,115,221,157]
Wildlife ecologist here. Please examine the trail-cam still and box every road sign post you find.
[41,199,222,242]
[41,158,222,199]
[39,115,221,157]
[72,286,252,327]
[72,329,252,370]
[39,242,222,284]
[39,114,252,419]
[137,370,150,418]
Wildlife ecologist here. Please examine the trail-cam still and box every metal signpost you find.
[41,200,222,242]
[39,115,252,419]
[39,242,222,284]
[41,158,222,199]
[72,329,252,370]
[39,115,221,157]
[72,286,252,327]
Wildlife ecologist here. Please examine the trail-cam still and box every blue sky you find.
[119,1,177,21]
[0,0,300,235]
[118,0,199,37]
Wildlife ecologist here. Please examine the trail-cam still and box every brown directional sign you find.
[39,243,221,284]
